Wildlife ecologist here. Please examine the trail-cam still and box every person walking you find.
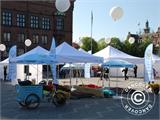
[122,68,128,80]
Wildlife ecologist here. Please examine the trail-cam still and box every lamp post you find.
[24,39,31,80]
[0,44,6,61]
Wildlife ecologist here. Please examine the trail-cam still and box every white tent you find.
[5,46,56,83]
[0,59,42,83]
[15,46,56,64]
[94,45,143,64]
[94,46,160,77]
[56,42,103,63]
[153,54,160,64]
[0,58,8,80]
[0,58,9,65]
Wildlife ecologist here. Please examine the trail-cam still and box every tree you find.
[122,36,152,57]
[97,38,107,51]
[80,37,98,54]
[109,37,123,50]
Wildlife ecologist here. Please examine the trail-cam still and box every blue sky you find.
[73,0,160,42]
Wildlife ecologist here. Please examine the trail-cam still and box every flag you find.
[49,37,58,84]
[8,45,17,84]
[91,11,93,54]
[91,11,93,26]
[144,44,153,82]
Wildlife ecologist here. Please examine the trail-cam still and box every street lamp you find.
[0,44,6,51]
[0,44,6,61]
[128,37,135,44]
[24,39,31,80]
[25,39,32,47]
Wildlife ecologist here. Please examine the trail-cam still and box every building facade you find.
[0,0,75,60]
[127,21,160,47]
[152,27,160,47]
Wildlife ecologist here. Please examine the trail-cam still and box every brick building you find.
[152,27,160,47]
[0,0,75,60]
[127,20,160,47]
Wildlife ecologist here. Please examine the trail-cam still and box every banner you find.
[7,46,17,84]
[84,63,90,78]
[144,44,153,82]
[49,37,58,84]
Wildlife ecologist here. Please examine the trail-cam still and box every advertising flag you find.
[49,37,58,84]
[144,44,153,82]
[8,45,17,84]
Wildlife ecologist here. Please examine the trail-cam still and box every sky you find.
[73,0,160,43]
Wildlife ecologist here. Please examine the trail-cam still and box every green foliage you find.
[97,38,107,50]
[79,35,157,57]
[108,37,123,50]
[80,37,98,54]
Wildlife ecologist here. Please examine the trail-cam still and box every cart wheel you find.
[18,102,27,107]
[52,92,67,106]
[25,94,40,109]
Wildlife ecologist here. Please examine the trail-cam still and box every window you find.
[41,35,48,45]
[32,35,39,44]
[18,33,25,43]
[2,11,12,26]
[42,17,50,30]
[3,32,11,41]
[17,14,25,27]
[17,48,25,55]
[30,16,39,28]
[56,18,64,30]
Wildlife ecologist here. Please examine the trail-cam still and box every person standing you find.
[134,65,138,78]
[153,68,157,79]
[3,66,7,81]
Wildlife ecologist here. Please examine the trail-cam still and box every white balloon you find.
[25,39,32,47]
[129,37,135,44]
[105,38,111,44]
[0,44,6,51]
[55,0,71,12]
[110,6,123,21]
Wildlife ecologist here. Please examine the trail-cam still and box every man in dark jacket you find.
[122,68,128,80]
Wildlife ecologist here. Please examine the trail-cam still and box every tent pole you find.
[116,68,118,96]
[108,68,110,88]
[37,64,38,84]
[69,63,71,87]
[47,65,48,81]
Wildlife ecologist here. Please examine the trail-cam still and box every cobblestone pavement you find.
[0,80,160,120]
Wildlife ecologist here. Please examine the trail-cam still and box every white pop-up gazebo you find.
[56,42,103,80]
[9,46,57,84]
[94,45,144,77]
[56,42,103,63]
[153,54,160,64]
[94,45,143,64]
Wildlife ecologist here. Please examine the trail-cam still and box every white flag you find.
[49,37,58,84]
[144,44,153,82]
[8,45,17,84]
